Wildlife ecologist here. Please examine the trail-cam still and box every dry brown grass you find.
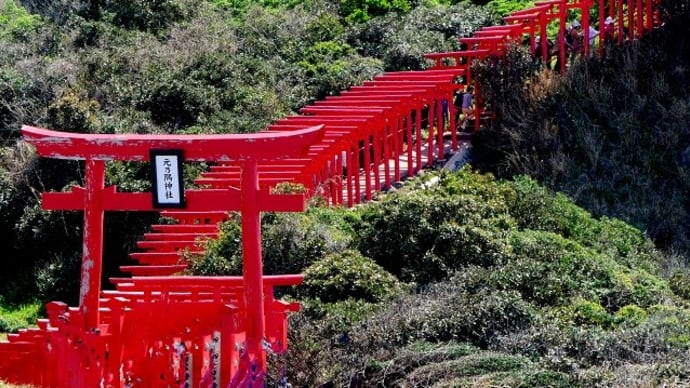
[0,382,36,388]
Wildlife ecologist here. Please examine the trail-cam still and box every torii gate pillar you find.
[22,124,325,384]
[241,160,267,370]
[81,159,106,329]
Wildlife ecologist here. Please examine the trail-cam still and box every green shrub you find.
[669,270,690,300]
[300,250,404,303]
[298,298,381,334]
[352,280,535,351]
[0,1,44,41]
[509,175,601,244]
[0,301,42,333]
[485,0,535,18]
[572,299,614,327]
[305,13,344,43]
[190,208,355,276]
[592,216,661,274]
[399,352,532,385]
[604,266,670,310]
[262,209,355,275]
[355,174,515,286]
[34,252,81,306]
[494,230,612,305]
[492,369,574,388]
[298,40,383,100]
[345,3,492,70]
[432,221,511,269]
[340,0,412,24]
[497,303,690,371]
[615,304,647,325]
[106,0,193,34]
[187,220,242,275]
[46,91,101,133]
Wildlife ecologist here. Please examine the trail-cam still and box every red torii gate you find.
[19,124,325,384]
[425,0,662,94]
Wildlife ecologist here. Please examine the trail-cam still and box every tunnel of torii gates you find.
[0,0,662,386]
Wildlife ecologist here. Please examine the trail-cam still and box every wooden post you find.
[81,159,105,330]
[241,160,266,372]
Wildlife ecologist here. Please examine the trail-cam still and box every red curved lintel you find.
[504,13,541,23]
[341,89,430,98]
[21,124,325,162]
[362,80,441,86]
[391,69,466,76]
[374,73,456,81]
[473,30,522,38]
[461,36,507,43]
[480,24,526,31]
[313,99,404,107]
[424,49,491,58]
[509,4,551,16]
[299,106,389,115]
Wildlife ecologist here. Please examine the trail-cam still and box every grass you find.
[0,382,36,388]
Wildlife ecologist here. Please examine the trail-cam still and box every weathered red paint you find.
[7,124,324,386]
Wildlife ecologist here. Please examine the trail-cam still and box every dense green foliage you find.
[0,0,490,304]
[190,168,690,386]
[472,0,690,256]
[1,0,690,386]
[0,300,41,334]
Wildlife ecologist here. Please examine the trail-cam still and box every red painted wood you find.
[3,0,667,385]
[22,124,325,161]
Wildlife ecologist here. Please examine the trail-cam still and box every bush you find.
[300,249,404,303]
[0,301,42,333]
[497,303,690,371]
[34,252,81,306]
[106,0,194,34]
[187,219,242,275]
[340,0,412,24]
[494,230,613,306]
[190,208,355,276]
[669,270,690,300]
[0,1,44,41]
[46,90,101,133]
[614,304,648,325]
[572,299,615,328]
[355,172,517,286]
[345,3,492,70]
[402,352,531,385]
[351,278,535,351]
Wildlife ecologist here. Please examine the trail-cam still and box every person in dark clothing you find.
[459,86,474,130]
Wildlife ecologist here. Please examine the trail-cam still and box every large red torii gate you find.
[20,124,325,382]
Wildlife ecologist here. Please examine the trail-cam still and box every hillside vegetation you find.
[190,168,690,386]
[0,0,491,305]
[1,0,690,386]
[473,0,690,255]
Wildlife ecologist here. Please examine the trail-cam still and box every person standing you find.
[602,16,615,44]
[460,86,474,131]
[588,24,599,54]
[569,20,584,57]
